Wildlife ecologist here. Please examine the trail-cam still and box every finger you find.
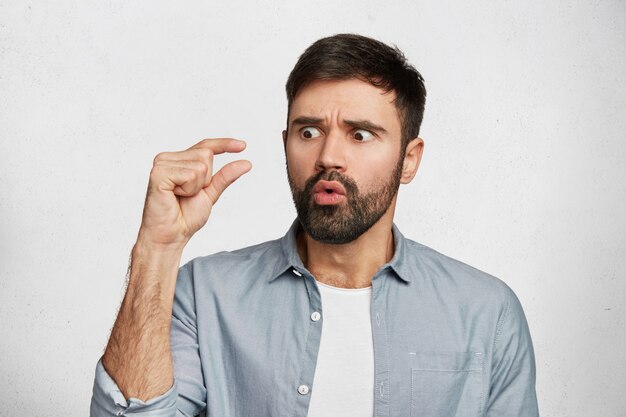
[154,139,245,164]
[154,148,216,185]
[154,159,209,178]
[153,159,210,194]
[203,159,252,204]
[149,165,205,197]
[153,148,215,172]
[187,138,247,155]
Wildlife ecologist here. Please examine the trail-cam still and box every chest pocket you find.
[410,351,483,417]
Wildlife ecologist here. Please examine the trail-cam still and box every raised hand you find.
[101,138,251,401]
[137,138,252,249]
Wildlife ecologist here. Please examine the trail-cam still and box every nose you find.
[315,130,346,172]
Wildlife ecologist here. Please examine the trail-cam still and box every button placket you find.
[372,277,390,416]
[293,273,322,415]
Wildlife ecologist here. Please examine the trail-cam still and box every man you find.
[91,34,539,416]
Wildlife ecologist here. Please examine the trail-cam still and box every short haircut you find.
[285,33,427,148]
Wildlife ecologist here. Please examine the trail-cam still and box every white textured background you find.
[1,1,625,416]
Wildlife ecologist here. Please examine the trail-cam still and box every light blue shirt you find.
[90,220,539,416]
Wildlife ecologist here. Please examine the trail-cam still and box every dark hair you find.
[285,33,426,148]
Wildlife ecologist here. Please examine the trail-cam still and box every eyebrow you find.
[290,116,388,134]
[290,116,324,128]
[344,119,388,134]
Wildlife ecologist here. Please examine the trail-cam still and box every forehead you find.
[289,79,401,130]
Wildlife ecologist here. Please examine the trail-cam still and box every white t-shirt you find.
[306,280,374,417]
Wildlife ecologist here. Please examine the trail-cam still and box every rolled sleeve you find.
[89,359,179,417]
[486,289,539,416]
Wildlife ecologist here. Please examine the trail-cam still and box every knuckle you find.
[149,164,162,177]
[197,161,209,175]
[148,166,163,184]
[195,147,214,163]
[153,152,166,165]
[188,168,200,181]
[177,167,192,181]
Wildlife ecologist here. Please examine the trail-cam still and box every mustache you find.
[303,170,359,196]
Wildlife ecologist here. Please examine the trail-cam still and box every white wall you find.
[1,1,625,416]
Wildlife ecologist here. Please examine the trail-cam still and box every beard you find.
[287,158,403,244]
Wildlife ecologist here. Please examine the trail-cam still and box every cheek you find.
[286,146,314,183]
[348,149,400,183]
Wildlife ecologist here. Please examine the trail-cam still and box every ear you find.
[400,137,424,184]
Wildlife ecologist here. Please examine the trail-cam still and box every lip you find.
[312,180,346,205]
[313,180,346,195]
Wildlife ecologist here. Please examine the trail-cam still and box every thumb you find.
[203,159,252,205]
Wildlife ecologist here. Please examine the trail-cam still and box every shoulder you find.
[190,237,282,269]
[180,237,285,282]
[175,236,286,293]
[172,237,286,320]
[401,237,519,307]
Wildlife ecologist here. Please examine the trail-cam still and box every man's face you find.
[284,78,405,244]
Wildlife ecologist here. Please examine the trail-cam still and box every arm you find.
[486,289,539,417]
[90,138,251,415]
[90,261,205,417]
[101,241,183,400]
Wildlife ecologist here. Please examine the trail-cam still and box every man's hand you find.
[138,138,252,249]
[101,138,251,402]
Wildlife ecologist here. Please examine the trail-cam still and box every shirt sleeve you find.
[485,288,540,416]
[89,359,179,416]
[169,262,208,415]
[89,263,207,417]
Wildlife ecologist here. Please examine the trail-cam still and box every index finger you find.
[187,138,247,155]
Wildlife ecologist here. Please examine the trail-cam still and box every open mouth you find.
[313,180,346,205]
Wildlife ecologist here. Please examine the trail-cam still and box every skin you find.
[102,139,252,400]
[284,79,424,288]
[101,78,423,401]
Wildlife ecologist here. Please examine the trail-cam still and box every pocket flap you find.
[410,351,482,372]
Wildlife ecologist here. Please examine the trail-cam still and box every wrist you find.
[129,239,185,295]
[131,241,184,269]
[134,231,188,255]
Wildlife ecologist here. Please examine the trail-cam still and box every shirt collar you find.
[270,219,412,283]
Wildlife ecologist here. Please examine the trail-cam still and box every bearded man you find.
[90,34,539,417]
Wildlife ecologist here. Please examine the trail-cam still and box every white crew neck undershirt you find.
[306,280,374,417]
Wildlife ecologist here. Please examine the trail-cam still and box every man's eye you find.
[300,127,322,139]
[353,129,374,142]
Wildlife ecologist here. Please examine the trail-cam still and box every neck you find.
[296,203,397,289]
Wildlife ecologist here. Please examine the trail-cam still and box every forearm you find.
[102,240,184,401]
[96,137,249,409]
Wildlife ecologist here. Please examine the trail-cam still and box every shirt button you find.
[310,311,321,321]
[298,384,310,395]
